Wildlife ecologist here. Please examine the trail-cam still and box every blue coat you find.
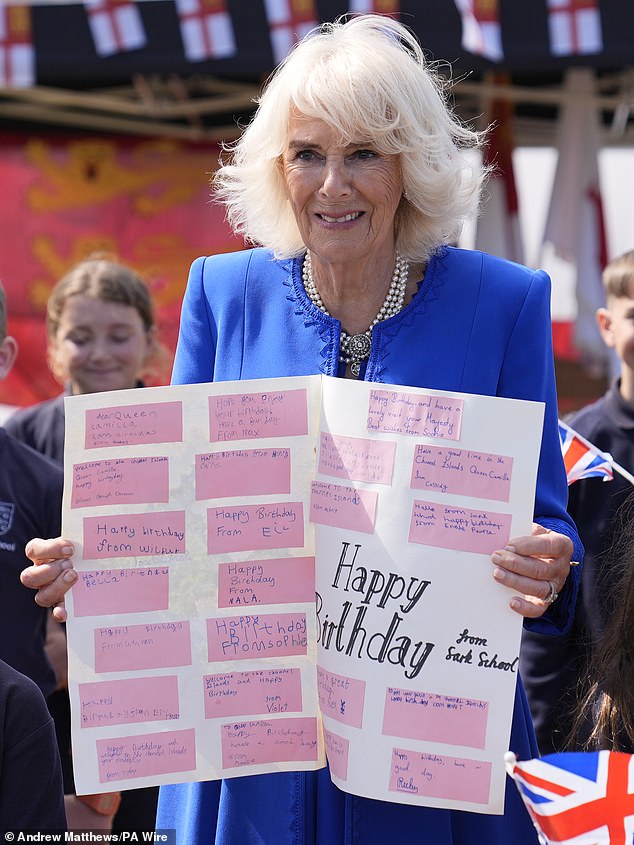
[157,246,582,844]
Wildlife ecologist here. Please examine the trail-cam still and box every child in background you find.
[570,491,634,751]
[3,255,163,834]
[521,249,634,753]
[0,280,63,701]
[0,281,65,831]
[0,657,66,832]
[4,253,160,460]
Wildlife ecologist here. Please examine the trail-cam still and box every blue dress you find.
[157,246,583,844]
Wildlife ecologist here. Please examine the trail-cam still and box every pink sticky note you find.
[85,401,183,449]
[203,668,303,719]
[71,457,170,508]
[207,503,304,554]
[318,432,396,485]
[220,717,318,769]
[382,688,489,749]
[209,389,308,442]
[410,445,513,502]
[196,448,291,500]
[83,511,186,560]
[73,567,169,617]
[408,500,512,554]
[79,676,179,728]
[317,666,366,728]
[310,481,377,534]
[97,728,196,783]
[94,622,191,673]
[323,727,349,781]
[217,556,315,608]
[367,389,463,441]
[207,613,307,663]
[389,748,491,804]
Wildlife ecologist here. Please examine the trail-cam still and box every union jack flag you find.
[506,750,634,844]
[558,419,614,485]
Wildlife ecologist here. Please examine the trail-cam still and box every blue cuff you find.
[522,517,583,636]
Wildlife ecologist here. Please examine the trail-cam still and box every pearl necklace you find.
[302,250,409,377]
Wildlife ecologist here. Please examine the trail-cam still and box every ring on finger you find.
[543,580,559,606]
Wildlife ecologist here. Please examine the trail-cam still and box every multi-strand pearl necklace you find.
[302,250,410,377]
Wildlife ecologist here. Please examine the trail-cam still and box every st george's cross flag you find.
[453,0,503,62]
[263,0,319,65]
[547,0,603,57]
[83,0,147,57]
[558,419,614,485]
[175,0,236,62]
[347,1,400,14]
[0,3,34,88]
[505,750,634,844]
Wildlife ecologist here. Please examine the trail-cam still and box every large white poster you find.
[62,374,543,814]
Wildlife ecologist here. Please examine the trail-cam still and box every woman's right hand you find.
[21,538,78,621]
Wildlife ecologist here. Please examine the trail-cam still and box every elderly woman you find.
[23,14,581,845]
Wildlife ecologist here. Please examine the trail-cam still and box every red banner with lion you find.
[0,132,242,409]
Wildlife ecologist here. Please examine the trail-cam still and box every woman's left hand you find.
[491,523,574,618]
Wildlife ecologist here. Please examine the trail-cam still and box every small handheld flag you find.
[506,749,634,845]
[558,419,614,485]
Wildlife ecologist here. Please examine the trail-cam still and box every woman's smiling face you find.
[281,111,403,267]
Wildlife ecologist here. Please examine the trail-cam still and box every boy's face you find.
[597,294,634,374]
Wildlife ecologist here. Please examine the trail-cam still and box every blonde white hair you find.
[214,14,485,263]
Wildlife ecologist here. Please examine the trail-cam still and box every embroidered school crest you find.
[0,501,15,535]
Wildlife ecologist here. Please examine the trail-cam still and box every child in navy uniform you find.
[522,249,634,753]
[0,282,65,831]
[0,281,63,698]
[0,658,66,832]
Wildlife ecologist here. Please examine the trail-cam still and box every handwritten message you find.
[85,401,182,449]
[367,389,463,441]
[203,668,303,719]
[207,613,307,662]
[79,676,179,728]
[83,511,186,560]
[310,481,377,534]
[389,748,491,804]
[73,567,169,617]
[318,432,396,485]
[383,688,489,749]
[207,503,304,554]
[209,389,308,442]
[410,446,513,502]
[196,448,291,499]
[71,457,170,508]
[217,556,315,608]
[97,728,196,783]
[94,622,191,673]
[317,666,365,728]
[408,500,512,554]
[220,717,319,769]
[323,727,349,780]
